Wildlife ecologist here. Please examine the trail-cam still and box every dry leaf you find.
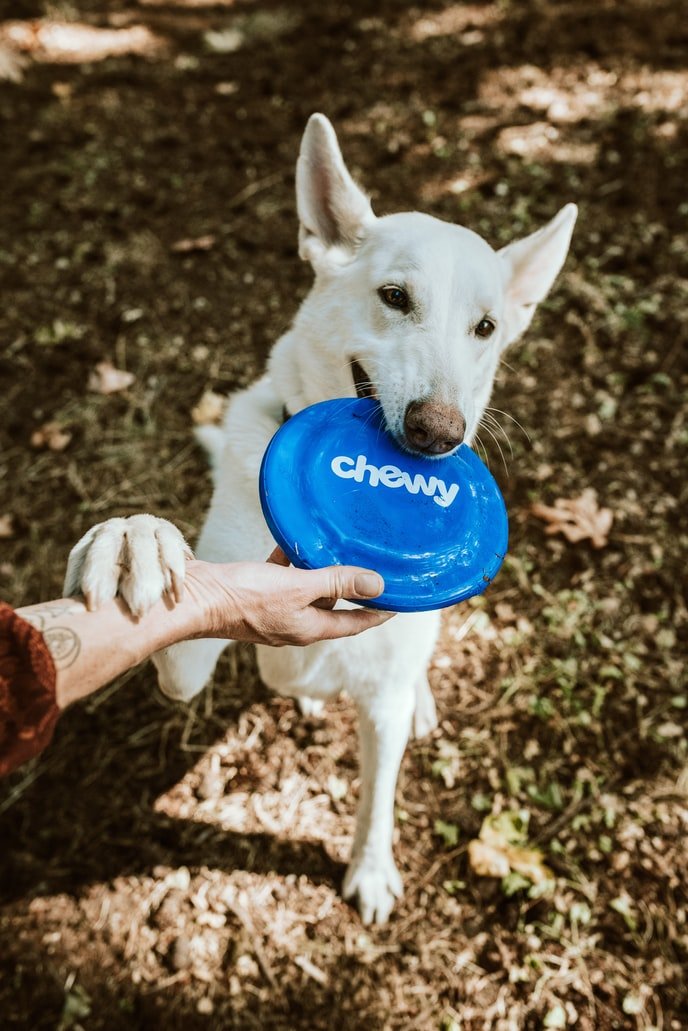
[479,809,528,848]
[51,81,72,100]
[88,361,135,395]
[2,21,163,64]
[0,514,15,539]
[30,421,72,451]
[204,28,244,53]
[467,840,511,878]
[506,844,553,885]
[215,81,238,96]
[0,42,26,82]
[191,390,225,425]
[171,234,216,254]
[468,810,553,885]
[531,488,613,548]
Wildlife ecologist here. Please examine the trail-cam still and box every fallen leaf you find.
[3,21,163,63]
[51,81,72,100]
[506,844,553,884]
[215,81,238,96]
[468,809,553,885]
[0,42,26,82]
[204,28,244,53]
[30,421,72,451]
[531,488,613,548]
[88,361,135,395]
[191,390,225,426]
[0,514,15,539]
[171,234,216,254]
[479,809,528,848]
[467,840,511,878]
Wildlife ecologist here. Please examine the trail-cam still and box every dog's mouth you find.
[351,359,377,400]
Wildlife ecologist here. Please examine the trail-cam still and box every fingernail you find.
[353,572,383,598]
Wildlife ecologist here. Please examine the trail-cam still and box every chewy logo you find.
[330,454,460,509]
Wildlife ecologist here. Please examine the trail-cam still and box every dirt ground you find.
[0,1,686,1029]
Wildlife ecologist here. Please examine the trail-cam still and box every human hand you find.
[182,549,394,647]
[64,515,392,647]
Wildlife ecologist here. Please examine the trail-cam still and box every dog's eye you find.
[379,285,410,313]
[475,317,496,339]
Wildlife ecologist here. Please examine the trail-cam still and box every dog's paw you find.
[64,515,193,617]
[297,696,324,718]
[342,853,403,925]
[412,675,438,739]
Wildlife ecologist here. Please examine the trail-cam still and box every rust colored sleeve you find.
[0,601,59,778]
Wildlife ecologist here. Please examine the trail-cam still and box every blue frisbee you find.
[259,398,508,612]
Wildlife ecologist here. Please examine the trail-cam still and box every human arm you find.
[16,556,391,710]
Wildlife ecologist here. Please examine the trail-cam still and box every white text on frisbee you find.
[331,454,460,508]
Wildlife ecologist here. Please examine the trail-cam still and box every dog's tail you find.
[194,425,225,481]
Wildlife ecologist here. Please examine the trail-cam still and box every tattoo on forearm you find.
[43,627,81,669]
[20,602,84,632]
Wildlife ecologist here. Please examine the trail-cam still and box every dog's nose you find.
[403,401,466,455]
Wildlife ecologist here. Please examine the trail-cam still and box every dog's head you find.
[271,114,577,457]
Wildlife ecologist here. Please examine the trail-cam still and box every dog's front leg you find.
[343,683,415,925]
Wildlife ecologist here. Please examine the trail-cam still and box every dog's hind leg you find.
[412,673,438,739]
[342,680,415,925]
[150,424,277,703]
[152,637,231,702]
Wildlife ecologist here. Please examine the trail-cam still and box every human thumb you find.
[346,569,385,599]
[306,565,385,603]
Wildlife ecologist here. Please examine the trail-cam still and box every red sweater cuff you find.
[0,602,59,777]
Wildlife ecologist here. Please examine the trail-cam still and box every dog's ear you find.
[498,203,577,346]
[296,113,375,266]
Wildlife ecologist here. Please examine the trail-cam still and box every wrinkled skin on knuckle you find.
[328,568,348,600]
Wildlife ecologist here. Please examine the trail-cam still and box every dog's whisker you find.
[344,356,380,374]
[482,412,514,459]
[474,432,490,470]
[480,421,510,477]
[485,406,531,444]
[344,353,377,366]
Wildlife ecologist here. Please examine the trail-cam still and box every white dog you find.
[66,115,576,924]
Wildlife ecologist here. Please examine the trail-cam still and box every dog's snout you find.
[403,401,466,455]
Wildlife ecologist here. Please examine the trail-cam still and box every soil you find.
[0,1,686,1029]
